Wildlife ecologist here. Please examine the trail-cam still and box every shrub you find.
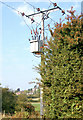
[37,7,83,118]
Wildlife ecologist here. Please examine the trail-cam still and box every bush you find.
[2,88,17,114]
[24,104,35,114]
[12,111,29,118]
[37,7,83,118]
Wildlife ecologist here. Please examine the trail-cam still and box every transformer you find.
[30,39,43,54]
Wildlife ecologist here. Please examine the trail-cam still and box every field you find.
[31,102,40,112]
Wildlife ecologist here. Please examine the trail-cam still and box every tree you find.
[15,93,28,111]
[37,7,83,118]
[2,88,17,114]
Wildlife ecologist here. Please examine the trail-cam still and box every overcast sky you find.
[0,0,81,90]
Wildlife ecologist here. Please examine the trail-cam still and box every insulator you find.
[37,8,40,11]
[53,3,57,7]
[62,10,65,14]
[36,28,37,33]
[21,12,25,16]
[35,32,36,35]
[31,30,32,34]
[31,18,35,23]
[33,29,35,34]
[48,24,50,27]
[31,18,34,21]
[37,31,38,34]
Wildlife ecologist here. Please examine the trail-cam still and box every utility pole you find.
[26,5,65,119]
[41,13,44,43]
[40,13,44,118]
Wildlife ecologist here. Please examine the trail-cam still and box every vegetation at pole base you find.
[1,85,40,118]
[2,88,17,114]
[37,7,83,118]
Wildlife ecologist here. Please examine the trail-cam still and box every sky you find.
[0,0,82,91]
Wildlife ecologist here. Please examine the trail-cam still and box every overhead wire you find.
[0,0,66,38]
[48,2,52,9]
[23,0,36,10]
[44,18,52,29]
[49,17,56,24]
[22,0,42,34]
[0,0,31,30]
[21,16,31,30]
[0,0,67,58]
[22,0,42,32]
[0,0,20,13]
[48,0,53,4]
[0,0,41,31]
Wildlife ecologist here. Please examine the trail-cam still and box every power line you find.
[49,0,53,4]
[0,1,34,31]
[25,7,60,17]
[0,0,66,39]
[0,0,65,28]
[23,0,36,10]
[0,1,40,29]
[0,0,19,13]
[21,16,31,30]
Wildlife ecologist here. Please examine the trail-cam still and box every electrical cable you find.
[21,16,31,30]
[23,0,36,10]
[0,0,66,42]
[49,17,56,25]
[0,0,41,30]
[0,1,35,31]
[44,19,52,29]
[48,2,52,9]
[49,0,53,4]
[0,0,20,13]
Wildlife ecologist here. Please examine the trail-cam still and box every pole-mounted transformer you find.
[30,26,43,54]
[30,39,43,54]
[28,5,65,55]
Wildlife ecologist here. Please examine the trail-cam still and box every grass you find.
[31,102,40,112]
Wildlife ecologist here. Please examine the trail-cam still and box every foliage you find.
[2,87,35,116]
[37,7,83,118]
[32,103,40,112]
[12,111,29,118]
[15,93,28,111]
[24,103,35,114]
[2,88,17,114]
[15,93,35,115]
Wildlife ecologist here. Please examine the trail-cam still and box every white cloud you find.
[16,4,34,25]
[17,4,33,14]
[15,4,42,26]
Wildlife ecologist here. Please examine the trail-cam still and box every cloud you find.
[16,4,33,25]
[14,3,43,27]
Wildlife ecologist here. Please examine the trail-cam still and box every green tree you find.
[15,93,35,116]
[2,87,17,114]
[15,93,28,111]
[37,7,83,118]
